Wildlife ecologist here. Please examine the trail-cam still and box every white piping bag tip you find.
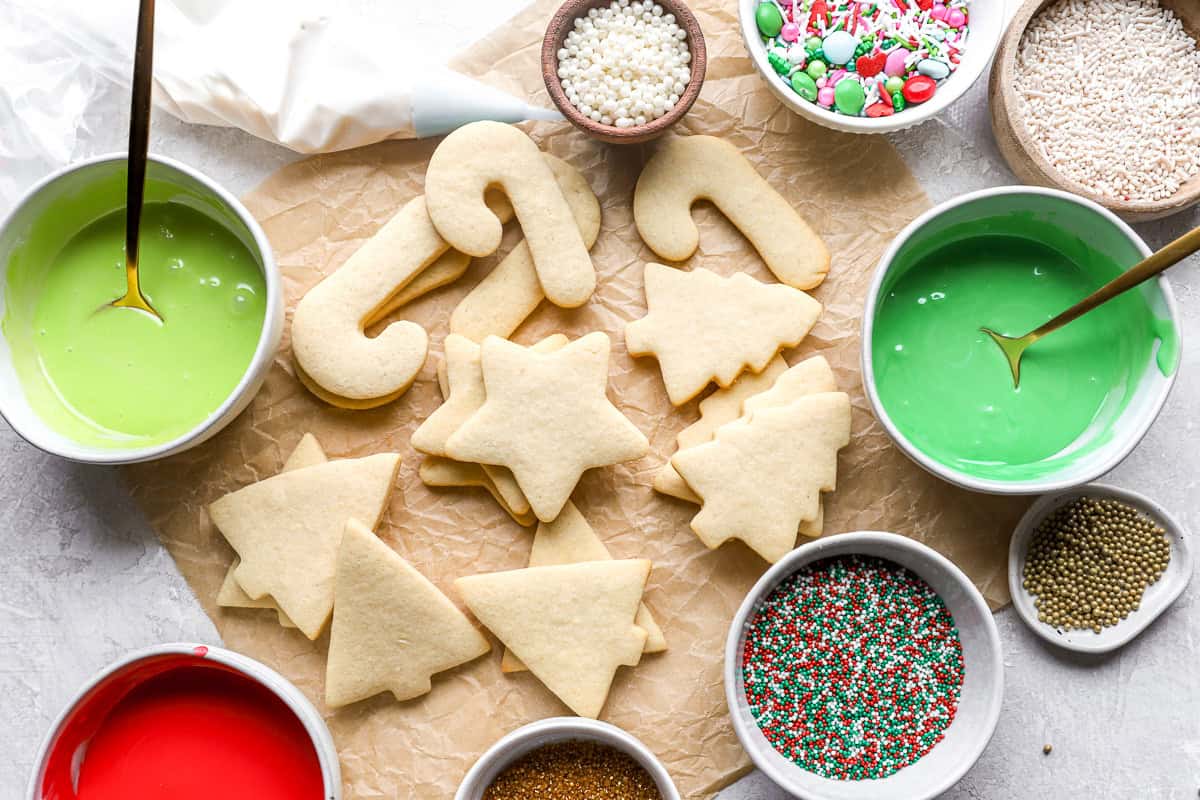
[411,68,566,138]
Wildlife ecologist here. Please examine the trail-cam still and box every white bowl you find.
[26,643,341,800]
[455,717,680,800]
[737,0,1006,134]
[861,186,1181,495]
[0,154,282,464]
[1007,483,1193,654]
[725,531,1002,800]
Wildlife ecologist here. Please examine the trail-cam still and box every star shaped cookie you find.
[625,263,822,405]
[445,333,649,523]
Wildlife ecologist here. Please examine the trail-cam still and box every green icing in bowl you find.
[871,213,1178,483]
[3,169,266,450]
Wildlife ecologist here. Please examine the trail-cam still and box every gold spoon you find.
[110,0,162,321]
[983,225,1200,388]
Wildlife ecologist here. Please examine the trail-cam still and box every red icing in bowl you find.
[38,656,324,800]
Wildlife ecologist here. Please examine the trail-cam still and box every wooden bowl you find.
[990,0,1200,222]
[541,0,707,145]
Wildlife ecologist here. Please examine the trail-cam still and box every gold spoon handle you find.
[124,0,155,289]
[1027,225,1200,344]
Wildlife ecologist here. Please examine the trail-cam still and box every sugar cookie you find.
[653,356,788,503]
[633,135,830,290]
[425,121,596,308]
[209,453,401,639]
[418,456,535,527]
[456,560,651,718]
[655,357,836,539]
[325,519,490,707]
[445,333,649,523]
[216,433,327,626]
[672,393,850,563]
[501,502,666,673]
[414,334,569,519]
[625,263,822,405]
[449,155,602,342]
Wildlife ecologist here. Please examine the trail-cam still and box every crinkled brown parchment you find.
[126,1,1027,797]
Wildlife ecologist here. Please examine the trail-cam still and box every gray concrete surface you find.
[2,2,1198,798]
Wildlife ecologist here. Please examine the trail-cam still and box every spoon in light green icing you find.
[983,225,1200,388]
[109,0,162,321]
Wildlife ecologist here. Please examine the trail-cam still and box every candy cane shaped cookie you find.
[633,135,830,290]
[450,155,602,342]
[424,121,596,308]
[292,194,510,409]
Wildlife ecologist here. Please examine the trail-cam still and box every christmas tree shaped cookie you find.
[325,519,491,707]
[456,559,651,718]
[672,392,850,563]
[625,263,822,405]
[445,333,648,522]
[216,433,328,628]
[501,502,665,672]
[209,452,400,639]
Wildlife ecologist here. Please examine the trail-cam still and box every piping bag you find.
[153,0,563,152]
[7,0,562,157]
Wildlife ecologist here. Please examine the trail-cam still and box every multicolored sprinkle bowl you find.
[724,531,1002,800]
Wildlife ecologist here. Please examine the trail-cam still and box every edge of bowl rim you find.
[859,184,1182,496]
[24,642,342,800]
[723,530,1004,800]
[1005,481,1194,654]
[735,0,1009,134]
[0,151,281,465]
[454,716,682,800]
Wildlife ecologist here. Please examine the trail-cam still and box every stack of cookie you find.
[626,136,850,562]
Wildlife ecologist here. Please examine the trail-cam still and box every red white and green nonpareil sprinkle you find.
[753,0,970,117]
[741,555,964,780]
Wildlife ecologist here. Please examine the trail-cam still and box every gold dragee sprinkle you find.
[1023,496,1170,633]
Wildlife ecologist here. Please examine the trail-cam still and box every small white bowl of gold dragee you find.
[455,717,680,800]
[1008,483,1193,655]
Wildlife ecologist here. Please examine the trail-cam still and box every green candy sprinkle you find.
[791,72,819,102]
[755,2,784,37]
[834,79,866,114]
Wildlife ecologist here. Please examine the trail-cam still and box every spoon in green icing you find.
[983,225,1200,388]
[109,0,162,321]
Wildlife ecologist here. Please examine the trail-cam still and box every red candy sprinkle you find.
[856,52,887,78]
[866,102,894,117]
[902,74,937,103]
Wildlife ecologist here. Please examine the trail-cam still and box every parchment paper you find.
[126,1,1028,796]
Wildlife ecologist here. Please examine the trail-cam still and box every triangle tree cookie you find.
[325,519,491,707]
[216,433,328,628]
[625,263,822,405]
[671,392,851,563]
[208,452,400,640]
[445,332,648,523]
[456,560,651,718]
[501,502,666,673]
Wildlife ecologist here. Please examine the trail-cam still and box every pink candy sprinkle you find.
[818,86,836,106]
[781,22,801,42]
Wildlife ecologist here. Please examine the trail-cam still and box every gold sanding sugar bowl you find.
[455,718,679,800]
